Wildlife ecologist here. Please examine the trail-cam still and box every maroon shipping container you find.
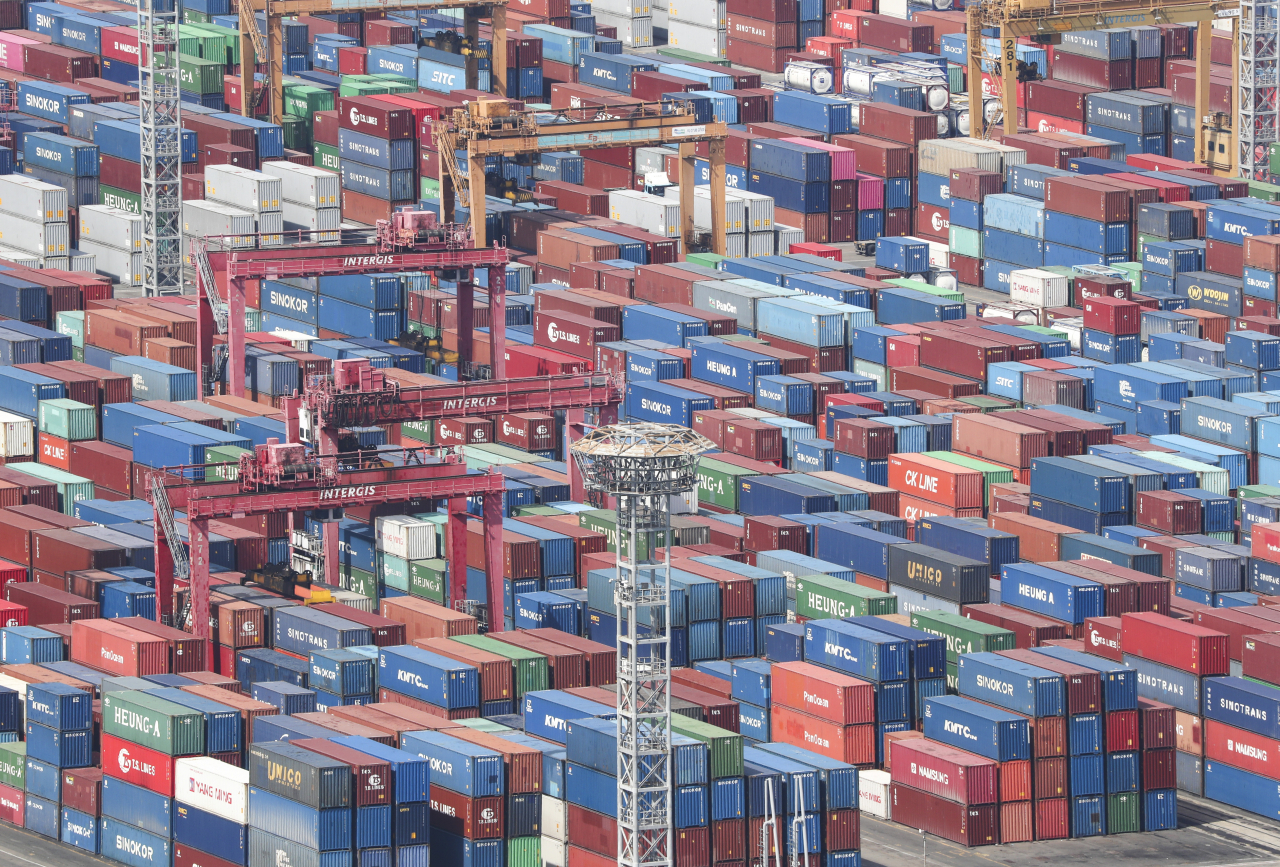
[952,411,1049,468]
[567,802,616,856]
[1243,632,1280,683]
[725,89,772,124]
[856,13,934,52]
[1040,561,1141,617]
[183,115,258,151]
[1051,50,1132,90]
[755,331,843,372]
[1000,133,1083,169]
[61,767,102,816]
[888,783,998,847]
[24,43,97,81]
[535,288,624,327]
[831,134,913,178]
[1193,608,1280,662]
[1024,80,1094,122]
[919,330,1011,378]
[114,616,205,672]
[961,604,1070,648]
[890,738,999,804]
[31,528,126,576]
[535,181,609,217]
[726,0,797,22]
[532,310,619,361]
[1045,176,1131,222]
[747,122,823,142]
[671,684,741,732]
[429,783,505,839]
[1138,697,1177,749]
[948,168,1003,202]
[999,411,1084,457]
[726,14,796,47]
[489,630,587,689]
[312,602,407,647]
[1135,490,1202,534]
[174,844,240,867]
[520,628,617,688]
[722,417,785,463]
[1081,616,1123,661]
[888,366,981,399]
[833,417,894,459]
[1122,611,1230,675]
[337,96,415,139]
[743,516,807,554]
[1034,757,1068,800]
[631,70,700,101]
[674,828,708,867]
[857,103,936,146]
[98,154,142,193]
[59,360,132,406]
[4,582,98,624]
[1142,748,1177,790]
[16,362,99,407]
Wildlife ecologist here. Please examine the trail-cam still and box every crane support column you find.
[466,9,481,91]
[270,15,284,125]
[240,27,255,118]
[1232,12,1241,177]
[457,271,475,377]
[483,491,504,632]
[229,278,247,398]
[1197,19,1213,163]
[492,5,508,97]
[155,524,176,622]
[1002,24,1017,135]
[966,7,983,138]
[679,142,695,251]
[470,151,488,248]
[190,518,212,660]
[489,265,507,380]
[707,139,727,257]
[449,497,469,609]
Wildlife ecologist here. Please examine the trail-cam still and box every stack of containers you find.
[376,514,440,601]
[77,205,142,286]
[173,757,250,867]
[337,96,417,223]
[318,274,407,341]
[262,161,342,241]
[668,0,725,60]
[24,682,92,841]
[309,648,376,709]
[0,175,69,265]
[100,688,206,865]
[246,741,354,867]
[22,132,97,211]
[1201,676,1280,821]
[205,164,285,247]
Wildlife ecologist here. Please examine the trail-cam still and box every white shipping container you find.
[281,201,341,242]
[609,190,680,238]
[667,19,725,57]
[731,189,773,232]
[1055,316,1084,351]
[590,0,650,18]
[261,161,340,207]
[916,139,1003,177]
[1008,268,1069,308]
[0,245,40,267]
[859,768,892,819]
[541,836,567,867]
[79,204,142,252]
[376,515,438,560]
[748,231,773,257]
[927,241,949,268]
[669,0,725,28]
[183,201,256,247]
[206,165,283,213]
[258,210,284,247]
[591,10,654,47]
[663,186,746,234]
[0,410,33,457]
[0,216,68,256]
[774,224,802,253]
[0,672,26,701]
[0,174,67,223]
[722,233,746,258]
[541,795,566,842]
[174,757,249,823]
[68,250,95,273]
[635,146,674,174]
[955,136,1028,170]
[327,588,375,612]
[79,239,141,285]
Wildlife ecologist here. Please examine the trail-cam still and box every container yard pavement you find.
[855,794,1280,866]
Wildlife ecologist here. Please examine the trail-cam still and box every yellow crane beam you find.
[967,0,1238,170]
[239,0,508,124]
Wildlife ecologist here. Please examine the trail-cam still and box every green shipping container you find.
[421,177,440,199]
[1251,178,1280,201]
[409,559,446,604]
[909,610,1015,665]
[179,56,226,95]
[1239,484,1280,518]
[451,635,549,697]
[946,661,958,693]
[102,690,206,756]
[456,718,514,733]
[399,419,434,444]
[671,716,743,779]
[923,451,1014,510]
[72,345,83,362]
[655,47,730,66]
[0,741,24,789]
[1107,792,1140,833]
[696,457,758,512]
[852,359,886,390]
[3,462,93,514]
[685,253,724,269]
[200,23,242,64]
[179,31,223,62]
[512,505,565,517]
[38,398,96,441]
[883,278,963,303]
[948,226,982,259]
[794,573,897,620]
[101,186,142,215]
[339,78,392,97]
[285,85,334,119]
[343,566,378,600]
[205,445,249,481]
[56,310,84,347]
[379,552,410,593]
[507,837,540,867]
[314,143,340,172]
[282,117,311,152]
[182,8,211,23]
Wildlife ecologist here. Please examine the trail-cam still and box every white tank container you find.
[261,161,340,208]
[785,61,833,95]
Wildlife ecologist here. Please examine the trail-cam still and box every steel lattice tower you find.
[570,424,714,867]
[1241,1,1279,181]
[139,0,183,296]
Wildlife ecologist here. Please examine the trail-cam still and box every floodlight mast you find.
[570,424,715,867]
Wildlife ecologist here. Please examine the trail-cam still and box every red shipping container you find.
[953,413,1049,468]
[1107,709,1140,752]
[102,732,175,795]
[743,516,807,555]
[1000,800,1034,843]
[1175,710,1202,754]
[337,96,415,139]
[888,783,998,847]
[856,13,934,52]
[1122,611,1230,675]
[1243,632,1280,683]
[0,782,21,826]
[1050,50,1132,90]
[1034,757,1068,799]
[833,417,894,459]
[117,616,206,673]
[890,738,998,804]
[567,802,616,856]
[174,845,242,867]
[1082,295,1141,335]
[1142,748,1176,790]
[722,418,784,463]
[61,766,102,816]
[961,603,1069,648]
[1135,490,1202,534]
[919,330,1012,378]
[36,431,70,471]
[1034,798,1069,840]
[1193,607,1280,662]
[857,103,936,146]
[5,580,98,624]
[71,619,169,676]
[770,704,874,764]
[887,453,983,509]
[1044,176,1131,222]
[0,597,26,627]
[770,660,875,724]
[1138,697,1177,749]
[1082,616,1123,662]
[1204,719,1280,780]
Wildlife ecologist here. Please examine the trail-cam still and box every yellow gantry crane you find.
[435,99,732,254]
[237,0,510,124]
[967,0,1241,172]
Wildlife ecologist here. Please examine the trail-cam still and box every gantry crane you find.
[236,0,509,123]
[147,437,507,657]
[436,99,732,254]
[968,0,1245,174]
[137,0,182,296]
[192,211,509,395]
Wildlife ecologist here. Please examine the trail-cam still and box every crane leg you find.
[190,517,213,667]
[229,277,247,398]
[457,271,475,377]
[483,490,504,632]
[489,265,506,380]
[448,496,469,609]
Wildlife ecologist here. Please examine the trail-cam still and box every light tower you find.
[138,0,183,296]
[570,424,714,867]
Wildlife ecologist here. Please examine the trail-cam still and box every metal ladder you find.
[758,781,782,867]
[790,787,811,867]
[192,239,231,394]
[149,471,191,629]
